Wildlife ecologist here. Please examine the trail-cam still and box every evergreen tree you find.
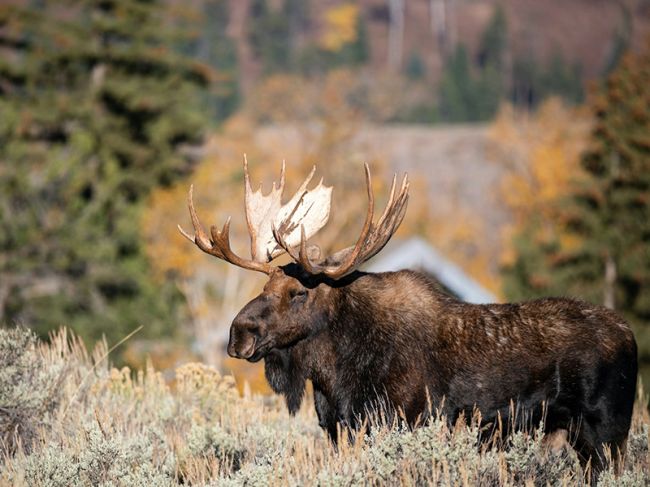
[0,1,213,347]
[439,6,506,122]
[477,4,507,71]
[503,42,650,360]
[542,51,583,104]
[337,12,369,67]
[195,0,240,121]
[438,44,477,122]
[511,54,543,108]
[249,0,291,74]
[406,52,426,80]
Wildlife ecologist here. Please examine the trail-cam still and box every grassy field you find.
[1,327,648,486]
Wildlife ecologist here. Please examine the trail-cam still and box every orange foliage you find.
[488,98,591,267]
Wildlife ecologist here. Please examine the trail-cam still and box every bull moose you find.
[179,160,637,476]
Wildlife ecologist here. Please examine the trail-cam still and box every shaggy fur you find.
[227,265,638,476]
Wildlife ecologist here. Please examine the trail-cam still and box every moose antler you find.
[272,163,409,279]
[178,157,332,274]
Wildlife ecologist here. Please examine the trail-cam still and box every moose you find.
[179,160,637,476]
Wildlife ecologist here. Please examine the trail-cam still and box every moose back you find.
[180,160,637,475]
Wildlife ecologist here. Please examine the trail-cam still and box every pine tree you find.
[0,1,213,347]
[503,41,650,361]
[249,0,291,74]
[438,44,477,122]
[439,6,506,122]
[542,52,583,104]
[477,5,507,71]
[194,0,240,121]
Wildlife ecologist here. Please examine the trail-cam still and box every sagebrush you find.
[1,327,648,486]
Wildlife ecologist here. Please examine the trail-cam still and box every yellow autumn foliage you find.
[489,98,591,267]
[320,3,359,52]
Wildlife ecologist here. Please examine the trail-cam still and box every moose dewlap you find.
[179,159,637,477]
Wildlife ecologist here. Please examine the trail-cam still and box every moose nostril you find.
[227,341,238,358]
[246,323,260,335]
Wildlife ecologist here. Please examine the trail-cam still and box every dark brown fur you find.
[227,265,638,477]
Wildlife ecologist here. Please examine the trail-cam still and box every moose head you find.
[178,158,409,364]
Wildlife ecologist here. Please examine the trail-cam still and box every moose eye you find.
[289,289,308,301]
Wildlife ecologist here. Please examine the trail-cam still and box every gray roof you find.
[364,237,498,304]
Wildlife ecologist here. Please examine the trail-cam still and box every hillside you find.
[226,0,650,94]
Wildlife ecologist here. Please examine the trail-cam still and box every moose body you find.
[231,266,637,472]
[180,160,638,476]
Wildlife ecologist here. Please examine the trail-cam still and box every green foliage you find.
[249,0,292,74]
[543,52,584,104]
[439,6,505,122]
[512,50,584,108]
[2,327,649,485]
[440,5,584,121]
[193,0,240,121]
[503,41,650,361]
[405,52,426,80]
[477,4,507,71]
[439,43,499,122]
[0,0,212,347]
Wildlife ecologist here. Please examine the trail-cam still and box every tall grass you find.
[1,327,648,486]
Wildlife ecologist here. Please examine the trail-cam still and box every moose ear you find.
[264,351,306,415]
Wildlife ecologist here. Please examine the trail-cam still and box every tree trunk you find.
[388,0,405,70]
[604,251,617,309]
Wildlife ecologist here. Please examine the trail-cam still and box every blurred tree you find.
[511,54,543,108]
[542,51,583,104]
[405,52,426,80]
[501,43,650,361]
[249,0,291,74]
[438,44,479,122]
[0,0,213,348]
[296,3,368,74]
[320,3,360,52]
[439,6,506,122]
[491,99,591,300]
[477,4,506,71]
[602,3,632,75]
[193,0,240,121]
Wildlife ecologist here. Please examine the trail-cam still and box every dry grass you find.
[1,327,648,486]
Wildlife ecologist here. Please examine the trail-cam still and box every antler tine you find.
[320,163,375,278]
[298,225,319,274]
[323,171,408,279]
[375,173,398,230]
[361,174,409,262]
[271,164,409,280]
[178,185,217,254]
[210,218,272,273]
[178,184,272,274]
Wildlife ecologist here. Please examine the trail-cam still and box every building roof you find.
[364,237,497,304]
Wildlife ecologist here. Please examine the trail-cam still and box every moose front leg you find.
[314,389,339,442]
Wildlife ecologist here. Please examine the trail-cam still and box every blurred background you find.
[1,0,649,390]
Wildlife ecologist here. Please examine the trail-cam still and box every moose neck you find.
[292,271,453,395]
[266,270,454,417]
